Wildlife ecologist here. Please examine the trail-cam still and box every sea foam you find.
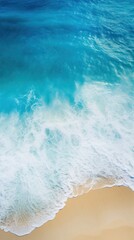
[0,82,133,235]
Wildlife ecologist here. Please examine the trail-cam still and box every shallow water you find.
[0,0,134,236]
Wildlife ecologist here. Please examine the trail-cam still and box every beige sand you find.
[0,186,134,240]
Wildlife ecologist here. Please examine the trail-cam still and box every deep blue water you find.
[0,0,133,112]
[0,0,134,236]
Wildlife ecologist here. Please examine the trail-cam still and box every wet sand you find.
[0,186,134,240]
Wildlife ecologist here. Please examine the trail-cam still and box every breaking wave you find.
[0,81,134,235]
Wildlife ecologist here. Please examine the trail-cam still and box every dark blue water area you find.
[0,0,134,113]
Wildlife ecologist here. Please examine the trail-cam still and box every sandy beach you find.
[0,186,134,240]
[0,187,134,240]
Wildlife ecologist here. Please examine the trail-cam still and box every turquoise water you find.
[0,0,134,235]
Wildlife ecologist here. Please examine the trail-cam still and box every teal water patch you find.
[0,0,133,112]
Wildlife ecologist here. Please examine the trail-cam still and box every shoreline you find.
[0,186,134,240]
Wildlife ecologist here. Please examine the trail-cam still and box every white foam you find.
[0,82,134,235]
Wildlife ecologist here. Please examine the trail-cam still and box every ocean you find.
[0,0,134,236]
